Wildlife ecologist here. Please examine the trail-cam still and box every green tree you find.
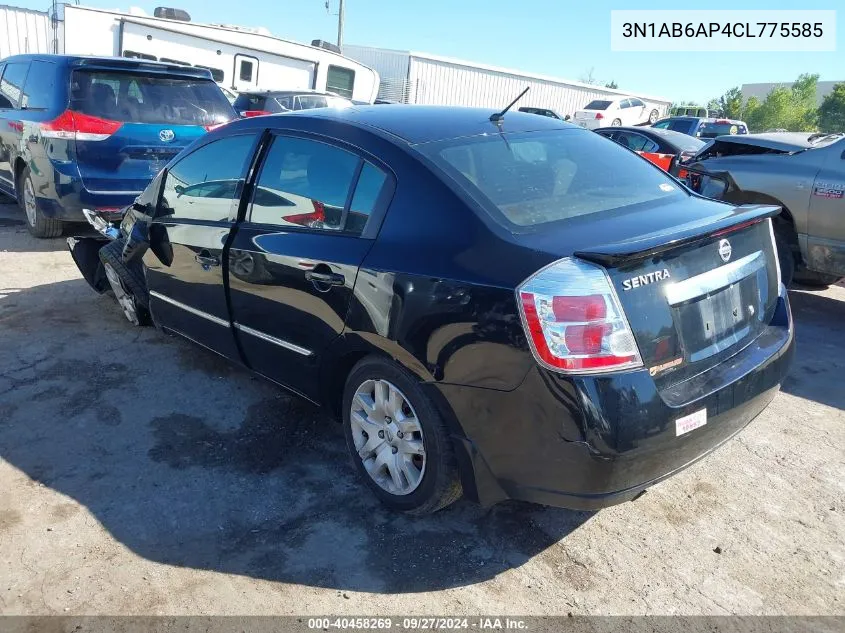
[740,74,818,132]
[818,83,845,133]
[706,98,721,114]
[719,87,744,120]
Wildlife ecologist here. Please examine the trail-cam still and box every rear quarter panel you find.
[339,142,543,392]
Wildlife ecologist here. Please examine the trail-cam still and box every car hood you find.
[711,132,817,152]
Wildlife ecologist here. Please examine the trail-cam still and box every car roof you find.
[283,104,574,144]
[0,54,213,78]
[240,89,343,97]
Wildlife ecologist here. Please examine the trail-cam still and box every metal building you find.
[344,45,671,117]
[0,5,60,58]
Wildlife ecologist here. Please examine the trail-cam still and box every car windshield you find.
[71,70,235,126]
[583,100,612,110]
[416,128,686,230]
[654,119,696,134]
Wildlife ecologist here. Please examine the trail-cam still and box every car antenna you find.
[489,87,530,123]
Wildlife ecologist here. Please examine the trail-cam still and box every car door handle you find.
[194,252,220,267]
[305,270,345,286]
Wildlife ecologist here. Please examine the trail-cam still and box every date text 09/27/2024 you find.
[306,617,529,630]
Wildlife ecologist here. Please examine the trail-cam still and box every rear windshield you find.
[417,129,686,230]
[655,130,706,152]
[71,70,235,126]
[699,122,747,138]
[583,100,612,110]
[233,93,271,112]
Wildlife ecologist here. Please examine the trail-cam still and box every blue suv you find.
[0,55,236,237]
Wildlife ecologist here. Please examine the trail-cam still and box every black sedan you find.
[595,126,706,172]
[69,106,794,515]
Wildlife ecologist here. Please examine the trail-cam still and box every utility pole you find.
[336,0,345,51]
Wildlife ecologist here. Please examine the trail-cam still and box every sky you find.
[15,0,844,102]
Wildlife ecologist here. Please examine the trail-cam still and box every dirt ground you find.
[0,200,842,616]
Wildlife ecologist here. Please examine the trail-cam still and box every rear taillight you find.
[41,110,122,142]
[204,122,228,132]
[285,200,326,228]
[517,257,642,374]
[595,112,604,120]
[241,110,271,118]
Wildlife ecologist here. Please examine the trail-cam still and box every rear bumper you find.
[441,286,794,510]
[573,119,603,130]
[31,157,138,222]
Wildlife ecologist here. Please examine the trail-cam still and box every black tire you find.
[99,238,151,326]
[648,109,659,124]
[773,231,795,288]
[342,356,462,515]
[611,118,622,127]
[18,166,62,238]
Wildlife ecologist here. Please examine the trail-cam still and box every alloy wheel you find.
[23,178,37,227]
[104,263,140,325]
[349,379,426,496]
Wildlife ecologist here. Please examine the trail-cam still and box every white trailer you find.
[344,46,671,119]
[2,4,380,103]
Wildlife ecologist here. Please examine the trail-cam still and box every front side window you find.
[250,136,361,231]
[418,128,685,230]
[70,70,235,126]
[0,62,29,110]
[327,65,355,99]
[620,99,633,109]
[159,134,257,222]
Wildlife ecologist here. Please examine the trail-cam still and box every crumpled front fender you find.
[67,236,111,294]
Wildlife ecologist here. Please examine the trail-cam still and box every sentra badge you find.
[622,268,670,291]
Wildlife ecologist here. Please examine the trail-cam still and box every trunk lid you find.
[520,201,781,383]
[69,67,236,194]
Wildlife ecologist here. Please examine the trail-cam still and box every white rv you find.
[55,5,379,102]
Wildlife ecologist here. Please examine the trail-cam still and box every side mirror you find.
[174,184,185,197]
[564,114,571,121]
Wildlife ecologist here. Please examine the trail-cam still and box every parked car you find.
[595,126,705,172]
[652,116,748,139]
[573,97,661,129]
[518,106,569,121]
[683,132,845,287]
[69,107,793,515]
[0,54,237,237]
[234,90,354,117]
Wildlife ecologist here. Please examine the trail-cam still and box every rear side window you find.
[70,70,235,126]
[250,136,360,232]
[418,129,685,229]
[20,61,59,110]
[159,134,257,222]
[327,65,355,99]
[0,62,30,110]
[583,100,611,110]
[348,163,388,235]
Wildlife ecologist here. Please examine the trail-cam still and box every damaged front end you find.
[66,208,125,294]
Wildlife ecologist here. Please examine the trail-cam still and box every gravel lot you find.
[0,199,842,617]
